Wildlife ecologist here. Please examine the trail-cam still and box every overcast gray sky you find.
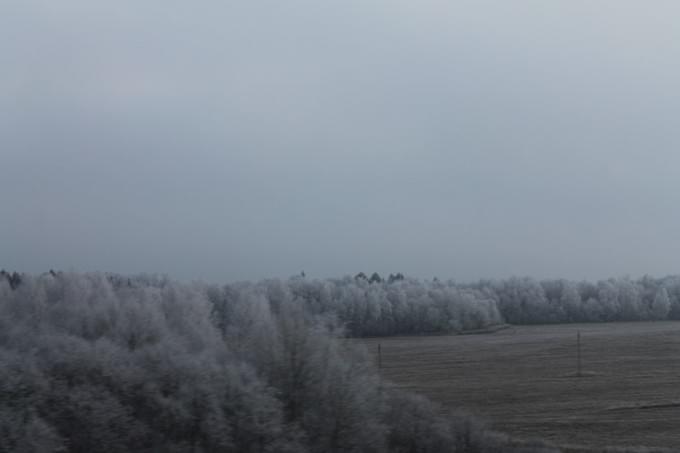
[2,1,680,282]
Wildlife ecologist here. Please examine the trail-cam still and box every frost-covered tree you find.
[650,287,671,320]
[560,281,582,322]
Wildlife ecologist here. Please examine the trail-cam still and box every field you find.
[361,322,680,450]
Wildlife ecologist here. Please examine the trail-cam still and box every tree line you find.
[216,273,680,337]
[3,271,680,338]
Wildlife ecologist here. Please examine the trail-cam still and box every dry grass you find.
[360,321,680,450]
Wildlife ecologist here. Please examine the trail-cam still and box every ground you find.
[361,321,680,450]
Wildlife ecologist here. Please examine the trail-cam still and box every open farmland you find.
[362,322,680,450]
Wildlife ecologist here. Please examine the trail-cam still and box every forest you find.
[1,270,677,452]
[219,272,679,337]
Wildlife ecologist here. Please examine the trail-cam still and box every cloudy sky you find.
[2,1,680,282]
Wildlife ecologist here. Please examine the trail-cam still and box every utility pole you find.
[377,343,383,396]
[577,330,582,377]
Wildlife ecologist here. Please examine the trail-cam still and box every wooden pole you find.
[576,331,581,377]
[377,343,383,395]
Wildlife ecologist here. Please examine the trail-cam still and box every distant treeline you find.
[3,271,680,338]
[0,272,556,452]
[218,273,680,336]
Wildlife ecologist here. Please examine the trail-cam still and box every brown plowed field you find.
[361,322,680,450]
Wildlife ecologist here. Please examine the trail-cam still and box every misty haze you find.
[3,1,680,452]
